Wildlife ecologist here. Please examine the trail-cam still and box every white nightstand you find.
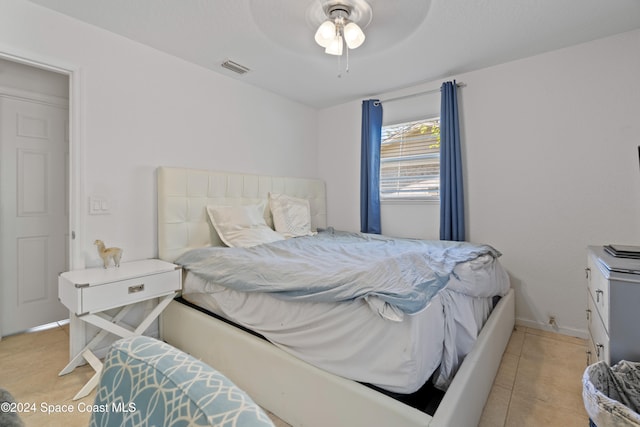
[58,259,181,399]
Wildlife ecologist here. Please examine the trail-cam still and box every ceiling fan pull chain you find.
[346,44,350,73]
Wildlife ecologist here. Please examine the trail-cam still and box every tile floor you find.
[0,324,589,426]
[478,325,589,426]
[0,322,95,427]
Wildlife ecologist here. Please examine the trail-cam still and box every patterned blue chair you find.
[90,336,275,427]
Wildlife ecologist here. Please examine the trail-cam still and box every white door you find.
[0,95,69,336]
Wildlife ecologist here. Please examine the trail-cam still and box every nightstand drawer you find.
[79,269,180,314]
[59,259,181,315]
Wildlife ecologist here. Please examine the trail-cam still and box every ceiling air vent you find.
[221,60,250,75]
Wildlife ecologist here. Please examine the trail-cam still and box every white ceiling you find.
[28,0,640,108]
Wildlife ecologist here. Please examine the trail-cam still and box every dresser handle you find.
[128,284,145,294]
[596,343,604,358]
[595,289,603,303]
[585,267,591,279]
[586,350,592,365]
[586,309,591,321]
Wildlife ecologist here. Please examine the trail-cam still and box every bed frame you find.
[157,166,515,427]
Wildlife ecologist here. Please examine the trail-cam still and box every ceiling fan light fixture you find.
[315,20,336,48]
[313,1,370,53]
[311,0,372,75]
[325,35,344,55]
[343,22,365,49]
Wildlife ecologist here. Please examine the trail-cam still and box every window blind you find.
[380,118,440,200]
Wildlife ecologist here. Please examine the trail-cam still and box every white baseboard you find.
[516,317,588,340]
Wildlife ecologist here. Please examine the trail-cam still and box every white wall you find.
[0,0,318,267]
[3,0,639,338]
[318,29,640,337]
[0,57,69,97]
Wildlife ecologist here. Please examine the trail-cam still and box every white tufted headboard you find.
[157,167,327,262]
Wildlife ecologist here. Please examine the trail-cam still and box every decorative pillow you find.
[268,193,315,238]
[206,204,284,248]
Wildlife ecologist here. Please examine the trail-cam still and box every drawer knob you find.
[128,284,145,294]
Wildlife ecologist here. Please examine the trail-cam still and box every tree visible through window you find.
[380,117,440,200]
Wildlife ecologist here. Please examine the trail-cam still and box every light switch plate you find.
[89,196,110,215]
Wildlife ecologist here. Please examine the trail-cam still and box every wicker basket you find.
[583,361,640,427]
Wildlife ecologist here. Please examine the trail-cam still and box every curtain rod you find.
[376,82,466,105]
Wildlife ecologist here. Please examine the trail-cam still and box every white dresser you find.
[586,246,640,365]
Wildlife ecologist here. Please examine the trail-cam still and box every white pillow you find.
[206,204,284,248]
[268,193,315,238]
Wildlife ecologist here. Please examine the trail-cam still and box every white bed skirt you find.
[160,288,515,427]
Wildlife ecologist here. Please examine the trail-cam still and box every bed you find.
[157,166,515,427]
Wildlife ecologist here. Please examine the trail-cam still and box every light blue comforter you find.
[175,229,500,316]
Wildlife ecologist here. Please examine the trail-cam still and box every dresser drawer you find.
[587,254,609,332]
[78,269,180,315]
[587,291,610,364]
[586,334,598,366]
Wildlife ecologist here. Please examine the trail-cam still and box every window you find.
[380,117,440,201]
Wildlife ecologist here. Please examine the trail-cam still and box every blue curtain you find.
[360,99,382,234]
[440,81,465,241]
